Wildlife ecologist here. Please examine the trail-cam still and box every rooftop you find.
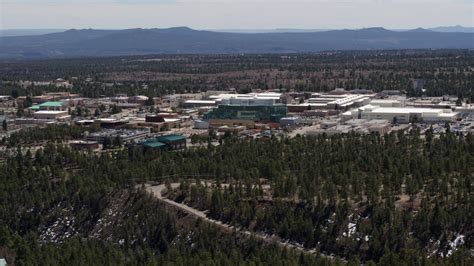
[367,107,454,115]
[157,134,186,143]
[210,92,282,101]
[281,117,301,121]
[30,101,65,110]
[34,110,68,114]
[370,99,402,104]
[143,141,166,149]
[185,100,216,104]
[163,118,181,123]
[39,101,64,107]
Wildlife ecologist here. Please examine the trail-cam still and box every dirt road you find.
[144,183,343,261]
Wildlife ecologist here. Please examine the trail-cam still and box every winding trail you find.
[144,183,344,262]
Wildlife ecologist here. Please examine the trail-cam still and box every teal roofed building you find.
[29,101,66,111]
[142,141,167,149]
[157,134,186,150]
[157,134,186,143]
[134,135,187,154]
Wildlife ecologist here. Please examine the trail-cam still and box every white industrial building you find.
[342,105,459,123]
[369,99,405,108]
[183,92,285,108]
[307,94,370,109]
[0,95,12,102]
[307,119,392,136]
[33,110,70,120]
[183,100,217,108]
[209,92,284,106]
[455,105,474,115]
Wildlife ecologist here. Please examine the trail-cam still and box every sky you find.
[1,0,473,30]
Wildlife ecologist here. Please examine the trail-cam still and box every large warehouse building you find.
[203,93,288,123]
[342,105,459,123]
[135,134,187,152]
[33,110,70,120]
[209,92,286,105]
[307,94,371,110]
[288,94,371,112]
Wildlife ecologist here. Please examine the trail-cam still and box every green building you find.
[29,101,65,111]
[203,105,287,122]
[156,135,186,150]
[142,141,167,150]
[137,134,186,152]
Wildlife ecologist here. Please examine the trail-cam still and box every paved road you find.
[144,183,343,261]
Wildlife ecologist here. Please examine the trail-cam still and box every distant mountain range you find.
[0,27,473,59]
[217,26,474,34]
[428,25,474,33]
[0,29,66,37]
[2,26,473,36]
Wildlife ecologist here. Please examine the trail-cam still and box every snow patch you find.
[446,235,465,257]
[342,222,357,237]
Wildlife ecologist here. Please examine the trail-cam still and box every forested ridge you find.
[0,126,472,264]
[0,143,334,265]
[165,130,473,263]
[1,50,473,99]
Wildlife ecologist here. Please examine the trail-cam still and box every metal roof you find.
[39,101,64,107]
[157,134,186,143]
[34,110,68,114]
[143,141,166,149]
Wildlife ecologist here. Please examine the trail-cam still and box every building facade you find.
[343,105,459,123]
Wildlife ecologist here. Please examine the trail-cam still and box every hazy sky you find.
[1,0,473,30]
